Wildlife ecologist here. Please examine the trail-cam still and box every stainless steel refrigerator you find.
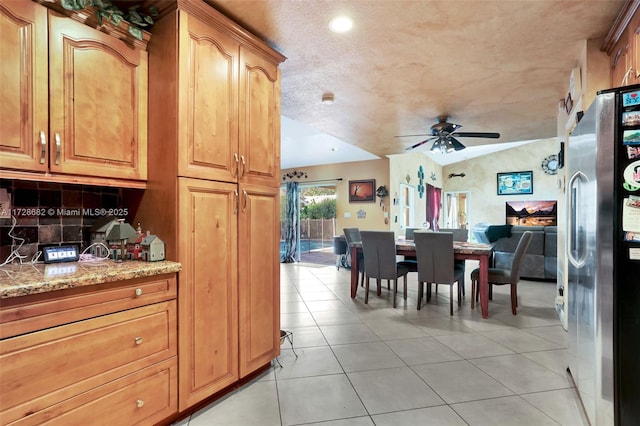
[567,84,640,426]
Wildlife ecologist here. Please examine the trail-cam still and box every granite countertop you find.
[0,260,181,299]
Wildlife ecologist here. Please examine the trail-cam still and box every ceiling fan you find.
[397,116,500,153]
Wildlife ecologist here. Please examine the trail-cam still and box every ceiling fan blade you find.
[405,137,436,151]
[395,134,429,138]
[449,136,466,151]
[452,131,500,138]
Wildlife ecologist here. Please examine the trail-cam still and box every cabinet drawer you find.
[0,274,176,339]
[0,301,176,424]
[7,358,177,426]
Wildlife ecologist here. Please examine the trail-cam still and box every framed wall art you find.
[348,179,376,202]
[497,171,533,195]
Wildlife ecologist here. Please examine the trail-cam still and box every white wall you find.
[442,138,563,232]
[387,139,563,241]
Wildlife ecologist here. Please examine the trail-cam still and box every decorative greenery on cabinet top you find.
[36,0,154,47]
[60,0,157,40]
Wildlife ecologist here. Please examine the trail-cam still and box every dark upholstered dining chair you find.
[414,232,464,315]
[343,227,365,287]
[470,230,533,315]
[360,231,411,308]
[439,228,468,295]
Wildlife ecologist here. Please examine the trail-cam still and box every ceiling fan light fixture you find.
[328,16,353,33]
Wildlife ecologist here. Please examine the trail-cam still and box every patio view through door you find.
[280,184,337,265]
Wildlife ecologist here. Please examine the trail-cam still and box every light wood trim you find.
[0,169,147,188]
[602,0,640,54]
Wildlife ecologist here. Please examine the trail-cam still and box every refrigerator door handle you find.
[567,170,587,268]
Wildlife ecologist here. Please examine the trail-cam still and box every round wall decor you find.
[542,154,559,175]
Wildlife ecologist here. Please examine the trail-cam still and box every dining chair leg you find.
[403,276,408,300]
[417,281,423,310]
[470,279,476,309]
[427,283,432,301]
[457,282,462,306]
[387,279,391,290]
[393,279,397,308]
[376,278,382,296]
[511,284,517,315]
[489,283,493,300]
[449,285,454,316]
[364,276,370,304]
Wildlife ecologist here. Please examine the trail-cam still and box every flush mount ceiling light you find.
[328,16,353,33]
[321,93,335,105]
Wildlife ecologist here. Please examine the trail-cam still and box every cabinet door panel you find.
[611,37,631,87]
[239,47,280,187]
[179,13,238,182]
[0,1,48,171]
[238,184,280,376]
[48,11,147,180]
[178,178,238,409]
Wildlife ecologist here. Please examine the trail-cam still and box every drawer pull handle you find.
[135,337,143,345]
[135,288,143,297]
[240,154,246,177]
[136,399,144,408]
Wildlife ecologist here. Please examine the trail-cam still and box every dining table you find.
[349,240,494,319]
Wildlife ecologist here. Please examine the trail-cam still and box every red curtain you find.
[426,184,441,231]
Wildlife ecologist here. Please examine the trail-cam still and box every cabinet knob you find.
[135,337,143,345]
[136,399,144,408]
[135,288,143,297]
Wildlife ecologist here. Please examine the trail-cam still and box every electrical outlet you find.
[0,189,11,219]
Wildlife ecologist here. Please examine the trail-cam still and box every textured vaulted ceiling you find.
[208,0,625,166]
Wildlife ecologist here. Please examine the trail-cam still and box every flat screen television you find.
[505,200,557,226]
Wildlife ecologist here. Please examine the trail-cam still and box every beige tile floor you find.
[175,261,589,426]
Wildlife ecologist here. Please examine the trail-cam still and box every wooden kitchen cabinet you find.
[610,36,631,87]
[0,274,178,425]
[238,183,281,376]
[177,177,239,408]
[0,1,148,188]
[175,6,281,187]
[132,0,285,413]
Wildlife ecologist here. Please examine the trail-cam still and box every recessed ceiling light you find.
[329,16,353,33]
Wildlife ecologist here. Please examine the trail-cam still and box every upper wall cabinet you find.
[604,1,640,87]
[0,1,148,188]
[176,9,283,187]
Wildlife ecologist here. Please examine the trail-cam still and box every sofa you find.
[472,224,557,281]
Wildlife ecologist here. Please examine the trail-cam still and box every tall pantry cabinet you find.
[135,0,285,411]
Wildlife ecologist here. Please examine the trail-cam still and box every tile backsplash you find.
[0,180,125,263]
